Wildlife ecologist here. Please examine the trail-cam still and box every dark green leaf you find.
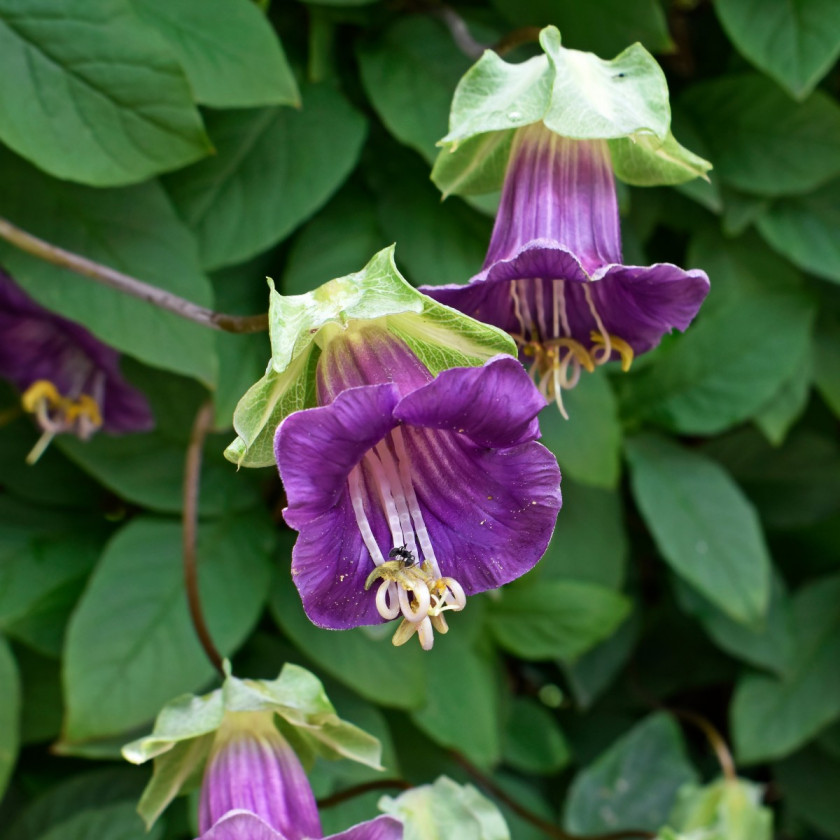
[564,713,697,834]
[63,513,274,742]
[358,16,472,163]
[756,178,840,285]
[36,800,161,840]
[627,435,771,624]
[131,0,299,108]
[731,574,840,763]
[537,481,627,589]
[501,697,570,774]
[17,647,62,744]
[753,348,811,447]
[58,433,261,515]
[489,579,630,661]
[623,230,815,435]
[411,631,501,767]
[270,568,427,710]
[491,0,673,55]
[714,0,840,99]
[281,186,386,296]
[775,746,840,839]
[0,146,217,385]
[677,574,795,676]
[0,0,210,185]
[0,635,20,800]
[538,370,621,489]
[681,74,840,196]
[165,83,367,270]
[816,307,840,417]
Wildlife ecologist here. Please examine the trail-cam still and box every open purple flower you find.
[424,124,710,417]
[199,711,402,840]
[275,325,562,650]
[0,268,153,458]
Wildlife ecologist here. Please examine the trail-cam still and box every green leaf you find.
[678,574,795,677]
[756,178,840,284]
[165,83,367,270]
[816,307,840,417]
[626,434,771,625]
[753,348,811,446]
[731,574,840,763]
[6,767,147,840]
[58,432,261,515]
[681,74,840,196]
[0,146,217,385]
[537,481,627,589]
[358,15,472,163]
[537,370,621,488]
[380,776,511,840]
[17,647,62,744]
[564,713,697,835]
[131,0,299,108]
[270,568,426,710]
[775,746,840,839]
[0,635,20,800]
[714,0,840,99]
[411,631,501,768]
[63,513,274,743]
[623,230,815,435]
[488,579,631,661]
[31,800,162,840]
[368,146,492,288]
[501,697,570,775]
[282,187,386,296]
[0,0,210,186]
[491,0,673,56]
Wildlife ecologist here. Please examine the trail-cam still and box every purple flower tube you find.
[198,711,402,840]
[425,124,710,417]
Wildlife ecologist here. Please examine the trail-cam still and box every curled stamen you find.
[582,283,613,365]
[398,581,431,623]
[589,331,635,372]
[375,580,401,620]
[544,337,595,373]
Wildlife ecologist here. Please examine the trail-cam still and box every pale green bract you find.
[656,777,773,840]
[225,246,515,468]
[122,662,383,829]
[379,776,511,840]
[431,26,711,196]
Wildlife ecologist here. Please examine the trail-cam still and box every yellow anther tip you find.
[21,380,62,413]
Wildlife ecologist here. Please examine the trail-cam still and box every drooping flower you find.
[0,268,153,458]
[424,124,710,417]
[198,711,402,840]
[275,324,562,651]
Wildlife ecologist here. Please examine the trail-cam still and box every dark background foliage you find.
[0,0,839,838]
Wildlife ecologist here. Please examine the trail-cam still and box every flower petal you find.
[325,814,404,840]
[277,383,400,527]
[590,262,710,354]
[394,355,545,448]
[397,425,561,593]
[200,810,287,840]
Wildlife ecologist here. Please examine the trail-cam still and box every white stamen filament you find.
[349,466,386,566]
[374,440,418,556]
[555,279,571,337]
[365,449,405,548]
[535,278,548,341]
[376,580,401,619]
[351,427,466,650]
[510,280,527,338]
[391,426,440,577]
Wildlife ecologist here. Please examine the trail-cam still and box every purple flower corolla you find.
[425,124,710,417]
[0,269,153,458]
[198,711,401,840]
[275,325,562,650]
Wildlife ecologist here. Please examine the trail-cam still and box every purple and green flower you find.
[0,267,153,459]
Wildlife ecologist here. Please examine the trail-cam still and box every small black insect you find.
[388,545,416,567]
[615,72,626,78]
